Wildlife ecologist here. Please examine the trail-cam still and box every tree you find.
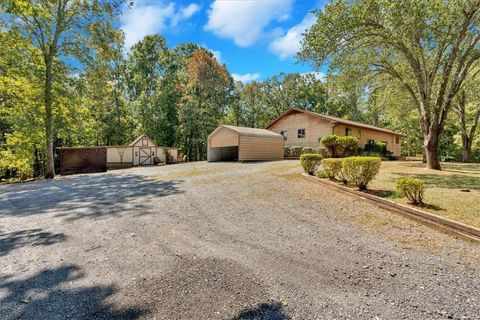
[262,73,327,119]
[178,49,233,160]
[80,25,134,146]
[453,88,480,162]
[300,0,480,170]
[4,0,122,177]
[0,26,44,178]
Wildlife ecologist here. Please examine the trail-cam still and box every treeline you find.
[1,0,480,179]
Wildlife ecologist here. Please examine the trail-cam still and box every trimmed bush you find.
[337,136,358,157]
[300,154,323,175]
[342,156,381,190]
[301,147,314,154]
[320,135,338,157]
[316,170,329,179]
[396,178,425,205]
[283,146,291,157]
[321,158,342,180]
[312,147,327,157]
[289,146,303,157]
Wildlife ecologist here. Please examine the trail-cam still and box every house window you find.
[280,130,288,140]
[357,130,361,139]
[345,127,352,136]
[142,138,148,146]
[396,136,400,144]
[298,129,306,138]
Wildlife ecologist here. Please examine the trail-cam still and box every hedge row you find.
[317,156,381,190]
[285,146,326,158]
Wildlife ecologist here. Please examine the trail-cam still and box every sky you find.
[119,0,328,82]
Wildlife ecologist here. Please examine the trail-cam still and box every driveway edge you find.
[302,173,480,243]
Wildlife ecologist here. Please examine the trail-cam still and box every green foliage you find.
[289,146,303,157]
[342,157,381,190]
[396,178,425,205]
[316,170,329,179]
[321,158,343,180]
[301,147,314,154]
[321,134,358,157]
[321,134,339,157]
[312,147,327,157]
[337,136,358,157]
[300,154,323,175]
[363,141,391,158]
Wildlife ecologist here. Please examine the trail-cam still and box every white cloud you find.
[172,3,201,26]
[270,13,316,60]
[121,1,201,48]
[205,0,293,47]
[232,73,261,83]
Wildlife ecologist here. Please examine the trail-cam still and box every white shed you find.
[106,134,178,169]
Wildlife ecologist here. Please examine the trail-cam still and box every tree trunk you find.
[424,133,441,170]
[461,136,472,163]
[44,60,55,178]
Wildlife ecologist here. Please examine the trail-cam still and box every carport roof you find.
[213,125,284,139]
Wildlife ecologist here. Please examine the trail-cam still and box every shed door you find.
[139,147,152,165]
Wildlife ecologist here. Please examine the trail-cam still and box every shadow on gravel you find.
[0,228,66,257]
[0,173,184,220]
[231,302,291,320]
[0,265,147,319]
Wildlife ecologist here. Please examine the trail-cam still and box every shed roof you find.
[210,125,284,139]
[266,108,405,136]
[129,134,157,146]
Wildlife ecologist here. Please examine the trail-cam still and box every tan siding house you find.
[208,125,284,161]
[266,108,404,157]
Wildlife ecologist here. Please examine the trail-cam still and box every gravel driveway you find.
[0,161,479,319]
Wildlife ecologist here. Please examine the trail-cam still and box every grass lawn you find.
[368,161,480,228]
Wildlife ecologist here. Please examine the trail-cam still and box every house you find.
[208,125,284,162]
[266,108,404,157]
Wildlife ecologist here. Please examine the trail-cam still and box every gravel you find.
[0,161,479,319]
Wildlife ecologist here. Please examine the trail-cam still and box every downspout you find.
[332,122,339,135]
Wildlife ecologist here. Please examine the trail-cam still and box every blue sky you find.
[120,0,327,82]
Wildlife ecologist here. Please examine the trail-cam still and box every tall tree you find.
[178,49,233,160]
[126,34,169,140]
[453,88,480,162]
[262,73,327,119]
[4,0,122,177]
[300,0,480,169]
[0,26,44,178]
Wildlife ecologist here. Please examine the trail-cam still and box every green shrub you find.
[283,146,291,157]
[321,158,342,180]
[289,146,303,157]
[396,178,425,205]
[312,147,327,157]
[316,170,329,179]
[364,141,391,157]
[320,135,339,157]
[301,147,314,154]
[300,154,323,175]
[342,156,381,190]
[337,136,358,157]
